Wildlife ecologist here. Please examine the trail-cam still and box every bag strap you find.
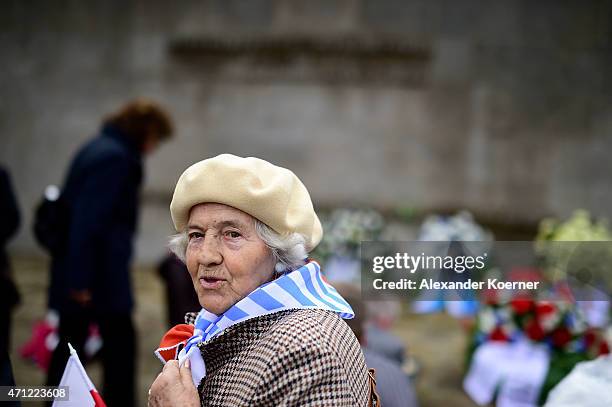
[367,368,382,407]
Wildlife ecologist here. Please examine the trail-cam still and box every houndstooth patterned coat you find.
[184,309,370,406]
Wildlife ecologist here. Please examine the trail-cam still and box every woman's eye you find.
[188,232,203,241]
[225,231,241,239]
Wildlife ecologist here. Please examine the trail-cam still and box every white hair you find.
[366,299,402,323]
[168,219,308,272]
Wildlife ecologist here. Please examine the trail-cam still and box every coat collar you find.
[101,124,142,158]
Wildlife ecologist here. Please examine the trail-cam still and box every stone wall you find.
[1,0,610,262]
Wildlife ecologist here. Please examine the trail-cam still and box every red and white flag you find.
[52,343,107,407]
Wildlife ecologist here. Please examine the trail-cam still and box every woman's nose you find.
[199,234,222,266]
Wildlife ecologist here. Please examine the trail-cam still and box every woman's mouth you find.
[199,277,224,289]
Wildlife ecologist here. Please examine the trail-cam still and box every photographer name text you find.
[372,278,540,291]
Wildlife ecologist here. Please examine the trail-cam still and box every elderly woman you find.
[149,154,376,407]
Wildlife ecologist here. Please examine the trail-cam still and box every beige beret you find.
[170,154,323,250]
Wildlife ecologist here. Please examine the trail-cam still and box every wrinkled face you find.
[185,203,276,315]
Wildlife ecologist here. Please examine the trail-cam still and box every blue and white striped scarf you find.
[178,260,354,386]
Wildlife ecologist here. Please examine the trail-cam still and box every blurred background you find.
[1,0,611,406]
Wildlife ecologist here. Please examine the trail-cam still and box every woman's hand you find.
[148,359,200,407]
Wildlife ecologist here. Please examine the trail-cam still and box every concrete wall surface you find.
[1,0,611,263]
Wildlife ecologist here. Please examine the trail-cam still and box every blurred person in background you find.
[336,283,419,407]
[157,253,200,327]
[0,164,21,397]
[45,99,174,407]
[366,299,406,365]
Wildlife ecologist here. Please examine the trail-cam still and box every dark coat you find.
[365,324,406,366]
[0,166,20,276]
[363,348,418,407]
[158,253,200,327]
[49,125,142,313]
[0,165,21,359]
